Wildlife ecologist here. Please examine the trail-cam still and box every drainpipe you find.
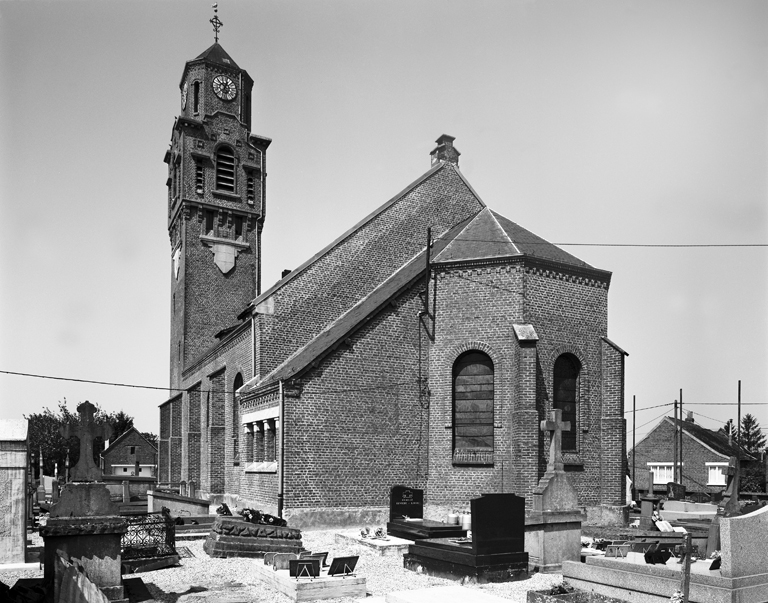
[277,379,285,518]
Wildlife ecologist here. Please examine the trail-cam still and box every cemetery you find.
[2,403,766,603]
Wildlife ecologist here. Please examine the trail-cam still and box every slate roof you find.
[193,43,241,69]
[432,208,594,269]
[664,417,754,460]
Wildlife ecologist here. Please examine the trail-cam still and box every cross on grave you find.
[60,401,112,482]
[541,409,570,473]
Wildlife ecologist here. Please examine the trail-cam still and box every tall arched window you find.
[215,146,236,192]
[553,354,580,452]
[453,351,494,465]
[193,81,200,113]
[232,373,243,462]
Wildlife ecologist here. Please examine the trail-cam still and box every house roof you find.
[432,208,594,269]
[102,427,157,456]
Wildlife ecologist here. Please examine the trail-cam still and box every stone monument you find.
[0,419,28,564]
[40,401,129,603]
[386,485,467,540]
[525,409,584,572]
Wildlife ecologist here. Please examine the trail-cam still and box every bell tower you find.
[167,6,271,388]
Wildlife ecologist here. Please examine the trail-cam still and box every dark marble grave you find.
[403,493,529,583]
[386,485,467,541]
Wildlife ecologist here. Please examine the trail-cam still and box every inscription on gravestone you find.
[389,485,424,521]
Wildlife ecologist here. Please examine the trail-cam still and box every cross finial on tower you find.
[210,3,223,43]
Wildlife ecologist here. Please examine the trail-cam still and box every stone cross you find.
[60,401,112,482]
[541,409,570,472]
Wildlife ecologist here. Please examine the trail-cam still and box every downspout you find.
[277,379,285,518]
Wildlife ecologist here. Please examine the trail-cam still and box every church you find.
[158,27,628,528]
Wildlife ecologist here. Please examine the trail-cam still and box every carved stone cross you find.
[60,401,112,482]
[541,409,570,472]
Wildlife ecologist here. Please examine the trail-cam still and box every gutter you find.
[277,379,285,518]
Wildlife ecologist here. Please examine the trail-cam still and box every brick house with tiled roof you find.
[158,39,629,528]
[102,427,157,478]
[629,415,754,497]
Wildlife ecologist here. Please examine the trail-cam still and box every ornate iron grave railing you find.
[121,511,177,560]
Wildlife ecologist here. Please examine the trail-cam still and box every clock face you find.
[212,75,237,101]
[181,82,188,110]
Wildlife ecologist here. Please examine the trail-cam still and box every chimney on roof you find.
[430,134,460,167]
[281,269,292,278]
[685,411,694,423]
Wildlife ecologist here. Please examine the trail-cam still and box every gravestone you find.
[203,515,303,558]
[639,495,660,531]
[706,455,740,556]
[41,401,129,603]
[404,493,529,583]
[526,409,584,572]
[666,482,685,500]
[0,419,28,564]
[387,485,466,540]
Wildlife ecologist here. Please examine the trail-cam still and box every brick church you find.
[158,33,628,527]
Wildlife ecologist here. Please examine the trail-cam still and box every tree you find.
[141,432,158,448]
[25,400,134,479]
[740,413,766,454]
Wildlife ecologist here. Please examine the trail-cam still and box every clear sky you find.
[1,0,766,449]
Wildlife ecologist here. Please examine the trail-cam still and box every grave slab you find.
[252,558,366,601]
[203,515,303,558]
[387,485,467,541]
[335,531,412,556]
[386,584,511,603]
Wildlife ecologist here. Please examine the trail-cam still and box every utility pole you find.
[737,380,742,452]
[632,395,636,500]
[679,388,683,484]
[674,400,678,484]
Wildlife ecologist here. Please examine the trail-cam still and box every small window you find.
[193,81,200,113]
[246,175,255,203]
[706,463,728,486]
[234,216,243,239]
[195,160,204,194]
[205,210,215,235]
[129,446,136,455]
[123,467,128,473]
[452,351,494,465]
[647,463,677,484]
[215,146,236,192]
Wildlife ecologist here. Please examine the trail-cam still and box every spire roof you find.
[194,43,240,70]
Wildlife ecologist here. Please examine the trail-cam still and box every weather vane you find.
[210,3,223,43]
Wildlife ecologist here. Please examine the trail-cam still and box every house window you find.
[215,146,236,192]
[123,467,128,473]
[648,463,677,484]
[234,216,244,239]
[193,81,200,113]
[129,446,136,455]
[706,463,728,486]
[246,175,255,204]
[553,354,580,452]
[204,210,215,236]
[452,351,494,465]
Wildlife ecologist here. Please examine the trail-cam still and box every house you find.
[102,427,157,478]
[629,413,752,498]
[157,28,628,527]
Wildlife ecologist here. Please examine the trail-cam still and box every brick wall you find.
[258,165,484,380]
[102,430,157,476]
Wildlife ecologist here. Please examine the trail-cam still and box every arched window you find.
[453,351,494,465]
[193,81,200,113]
[232,373,243,461]
[215,146,236,192]
[553,354,580,452]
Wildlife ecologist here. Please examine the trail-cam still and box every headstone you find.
[390,485,424,520]
[639,495,660,531]
[36,484,46,504]
[666,482,686,500]
[60,400,112,482]
[122,480,130,503]
[41,402,128,603]
[719,455,740,515]
[526,409,584,572]
[0,419,29,564]
[387,485,466,540]
[404,493,529,582]
[51,479,60,503]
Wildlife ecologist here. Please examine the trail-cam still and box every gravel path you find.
[1,530,564,602]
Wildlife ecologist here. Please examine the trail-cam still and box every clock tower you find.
[166,12,270,388]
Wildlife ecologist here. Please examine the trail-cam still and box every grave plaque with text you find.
[389,485,424,521]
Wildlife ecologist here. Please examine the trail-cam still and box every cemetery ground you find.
[2,528,563,602]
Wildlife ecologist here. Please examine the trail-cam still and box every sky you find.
[1,0,766,448]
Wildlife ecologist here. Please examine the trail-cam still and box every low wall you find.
[148,490,211,517]
[102,476,155,499]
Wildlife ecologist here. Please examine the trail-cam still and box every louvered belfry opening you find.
[216,146,236,192]
[453,351,494,465]
[553,353,580,452]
